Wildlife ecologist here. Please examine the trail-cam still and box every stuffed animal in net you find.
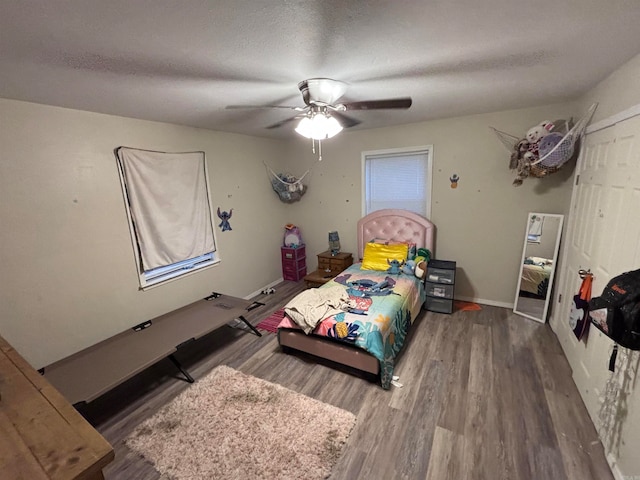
[513,158,532,186]
[271,173,307,203]
[509,138,530,170]
[524,121,554,162]
[510,138,533,186]
[530,118,577,176]
[514,120,557,184]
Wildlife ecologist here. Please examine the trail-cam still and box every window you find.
[362,146,433,217]
[116,147,219,289]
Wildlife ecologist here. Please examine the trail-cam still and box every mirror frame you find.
[513,212,564,323]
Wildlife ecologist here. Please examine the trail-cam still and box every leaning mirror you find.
[514,213,564,323]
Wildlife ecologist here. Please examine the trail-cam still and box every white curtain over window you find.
[116,147,216,271]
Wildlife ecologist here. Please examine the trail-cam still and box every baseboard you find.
[244,278,283,300]
[607,453,625,480]
[455,295,513,310]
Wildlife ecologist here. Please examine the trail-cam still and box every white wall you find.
[282,103,576,307]
[581,53,640,125]
[0,98,289,369]
[550,53,640,478]
[525,215,562,260]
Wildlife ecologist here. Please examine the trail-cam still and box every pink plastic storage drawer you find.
[283,266,307,281]
[281,245,306,262]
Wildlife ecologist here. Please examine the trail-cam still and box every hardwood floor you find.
[81,281,614,480]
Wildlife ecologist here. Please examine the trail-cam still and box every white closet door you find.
[553,115,640,473]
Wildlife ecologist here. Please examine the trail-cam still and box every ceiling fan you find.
[226,78,412,139]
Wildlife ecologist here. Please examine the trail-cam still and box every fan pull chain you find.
[309,139,323,161]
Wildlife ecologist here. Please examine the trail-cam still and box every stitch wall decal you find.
[450,174,460,189]
[217,207,233,231]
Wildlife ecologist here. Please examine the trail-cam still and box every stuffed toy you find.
[414,260,427,280]
[537,132,567,167]
[512,155,532,186]
[509,138,530,170]
[386,258,405,275]
[416,248,432,263]
[401,259,416,275]
[524,121,554,161]
[283,224,303,247]
[412,255,428,280]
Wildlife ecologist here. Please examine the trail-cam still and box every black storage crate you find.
[426,259,456,314]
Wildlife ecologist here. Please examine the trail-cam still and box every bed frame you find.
[278,209,435,378]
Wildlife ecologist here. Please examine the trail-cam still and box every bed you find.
[519,257,553,297]
[277,209,435,389]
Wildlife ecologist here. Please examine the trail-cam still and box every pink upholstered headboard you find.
[357,209,435,260]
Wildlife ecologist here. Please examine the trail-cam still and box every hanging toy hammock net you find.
[491,103,597,186]
[265,163,310,203]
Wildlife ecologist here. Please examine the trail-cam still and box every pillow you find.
[361,242,409,271]
[368,238,417,260]
[528,256,551,265]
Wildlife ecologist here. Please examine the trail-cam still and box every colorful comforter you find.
[520,262,552,297]
[278,263,426,389]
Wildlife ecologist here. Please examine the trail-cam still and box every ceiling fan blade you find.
[340,97,412,111]
[225,104,306,111]
[265,115,303,129]
[331,111,362,129]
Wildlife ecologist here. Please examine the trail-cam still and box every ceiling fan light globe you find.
[294,117,314,138]
[323,115,343,138]
[295,114,343,140]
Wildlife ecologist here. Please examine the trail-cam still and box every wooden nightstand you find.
[304,251,353,288]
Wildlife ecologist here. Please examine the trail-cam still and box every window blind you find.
[365,151,429,216]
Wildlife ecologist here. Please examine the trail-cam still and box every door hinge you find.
[575,174,580,186]
[558,294,562,303]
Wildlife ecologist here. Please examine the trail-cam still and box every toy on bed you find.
[414,259,427,280]
[401,260,416,275]
[400,258,427,279]
[386,258,405,274]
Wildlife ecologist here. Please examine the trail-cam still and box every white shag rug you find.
[125,365,356,479]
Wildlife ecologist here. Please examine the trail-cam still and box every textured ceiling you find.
[2,1,640,139]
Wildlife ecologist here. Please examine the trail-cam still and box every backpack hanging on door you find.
[589,268,640,371]
[570,271,593,340]
[589,268,640,349]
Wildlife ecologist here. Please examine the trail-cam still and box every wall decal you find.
[217,207,233,231]
[450,174,460,189]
